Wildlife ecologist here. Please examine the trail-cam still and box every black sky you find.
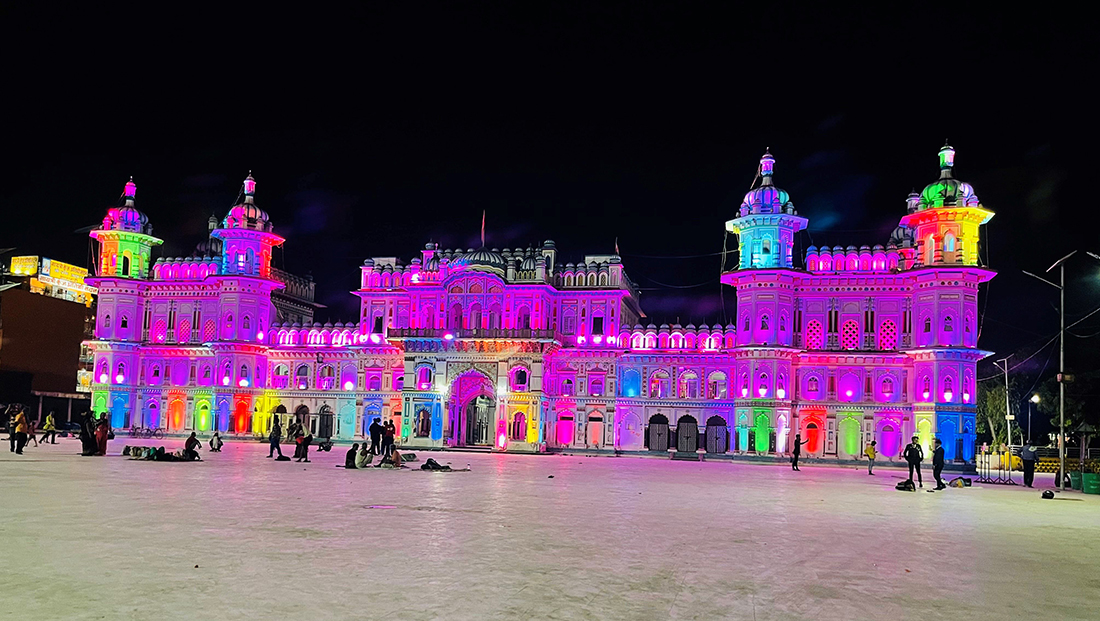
[2,3,1097,410]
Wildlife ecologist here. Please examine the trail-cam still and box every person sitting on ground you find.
[184,432,202,461]
[355,442,373,468]
[379,447,404,468]
[209,431,224,452]
[345,443,359,469]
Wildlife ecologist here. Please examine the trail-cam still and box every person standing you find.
[7,407,17,452]
[368,418,384,455]
[41,411,57,444]
[1020,440,1037,488]
[78,412,96,456]
[296,432,313,463]
[791,433,808,471]
[268,418,283,458]
[383,420,396,456]
[864,440,877,475]
[932,438,946,490]
[25,418,38,448]
[903,435,924,488]
[94,416,109,456]
[12,408,29,455]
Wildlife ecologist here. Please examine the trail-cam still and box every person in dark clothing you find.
[344,443,359,468]
[791,433,808,471]
[903,436,924,488]
[296,433,313,463]
[932,438,946,490]
[268,418,283,458]
[94,416,109,456]
[7,408,17,452]
[78,412,97,456]
[1020,441,1037,487]
[382,420,396,456]
[368,418,384,455]
[184,432,202,461]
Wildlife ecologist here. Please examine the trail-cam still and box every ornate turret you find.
[89,177,163,279]
[211,173,285,278]
[725,151,808,270]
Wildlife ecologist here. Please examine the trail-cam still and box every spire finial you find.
[759,149,776,185]
[243,171,256,203]
[938,141,955,173]
[123,176,137,205]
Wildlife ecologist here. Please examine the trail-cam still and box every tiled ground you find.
[3,438,1097,620]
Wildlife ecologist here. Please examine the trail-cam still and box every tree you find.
[976,378,1022,446]
[1034,369,1100,443]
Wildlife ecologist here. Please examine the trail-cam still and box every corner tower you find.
[90,178,163,279]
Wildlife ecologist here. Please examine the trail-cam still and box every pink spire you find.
[243,171,256,203]
[124,176,137,199]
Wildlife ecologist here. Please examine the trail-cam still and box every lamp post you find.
[1023,250,1075,490]
[1029,394,1040,444]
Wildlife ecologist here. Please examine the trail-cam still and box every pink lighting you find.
[257,332,264,340]
[123,178,136,198]
[845,390,853,397]
[370,334,381,344]
[243,174,256,195]
[344,381,354,390]
[497,433,507,449]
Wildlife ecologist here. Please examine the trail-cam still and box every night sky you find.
[2,4,1096,415]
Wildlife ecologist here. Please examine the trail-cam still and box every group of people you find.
[266,418,314,462]
[343,441,405,469]
[790,430,949,491]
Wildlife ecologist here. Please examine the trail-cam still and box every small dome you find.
[889,224,914,247]
[917,144,981,210]
[739,151,794,217]
[520,255,537,271]
[221,174,272,231]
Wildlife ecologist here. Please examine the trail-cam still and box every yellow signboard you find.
[10,255,39,276]
[41,258,88,285]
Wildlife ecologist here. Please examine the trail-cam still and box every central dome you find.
[452,247,506,274]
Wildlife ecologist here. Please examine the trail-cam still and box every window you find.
[511,367,529,392]
[592,316,604,335]
[590,376,605,396]
[417,366,432,390]
[760,315,769,330]
[881,377,894,397]
[678,371,699,399]
[414,409,431,438]
[273,364,289,389]
[372,316,383,334]
[923,317,932,333]
[295,364,310,389]
[239,365,250,384]
[243,316,251,331]
[707,372,727,399]
[649,371,670,398]
[944,232,956,253]
[944,316,954,332]
[922,377,931,399]
[563,312,576,335]
[743,315,750,331]
[202,366,211,379]
[368,375,381,391]
[510,412,527,440]
[319,365,335,390]
[840,320,860,350]
[779,315,786,331]
[119,316,128,329]
[805,320,824,349]
[926,235,935,264]
[878,320,898,350]
[152,366,161,378]
[808,377,819,392]
[104,315,111,332]
[561,378,574,396]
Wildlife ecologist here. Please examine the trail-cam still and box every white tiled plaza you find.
[3,438,1097,620]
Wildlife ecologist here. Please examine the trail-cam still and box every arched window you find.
[295,364,310,389]
[515,306,531,330]
[678,371,699,399]
[511,367,529,392]
[273,364,289,389]
[925,235,935,264]
[368,375,381,391]
[841,320,860,350]
[760,315,769,330]
[743,315,750,331]
[414,409,431,438]
[805,320,824,349]
[242,316,251,331]
[922,377,931,399]
[944,232,956,253]
[923,316,932,333]
[589,376,605,396]
[756,372,769,398]
[561,378,574,396]
[115,362,125,382]
[944,316,954,332]
[649,371,670,398]
[119,316,128,329]
[510,412,527,440]
[779,315,786,331]
[881,377,894,397]
[416,366,432,390]
[239,365,250,386]
[319,365,335,390]
[878,320,898,350]
[808,376,819,392]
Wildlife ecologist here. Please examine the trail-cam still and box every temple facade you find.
[85,145,993,461]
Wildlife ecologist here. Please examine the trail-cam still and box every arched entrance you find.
[838,416,861,458]
[294,405,310,435]
[646,413,669,451]
[877,420,901,459]
[804,422,822,455]
[145,400,159,429]
[556,415,574,446]
[450,371,495,447]
[168,399,185,431]
[753,412,770,453]
[704,415,728,453]
[676,415,698,452]
[587,415,603,448]
[316,405,334,439]
[233,399,250,433]
[196,402,212,431]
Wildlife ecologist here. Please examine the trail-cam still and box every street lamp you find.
[1022,249,1075,490]
[1029,394,1040,444]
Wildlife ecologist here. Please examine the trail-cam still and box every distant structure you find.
[85,146,993,462]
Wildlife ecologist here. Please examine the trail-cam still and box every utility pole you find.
[1024,249,1076,491]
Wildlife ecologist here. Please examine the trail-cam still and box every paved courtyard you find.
[2,438,1098,620]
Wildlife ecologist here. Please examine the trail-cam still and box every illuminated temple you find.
[85,145,994,461]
